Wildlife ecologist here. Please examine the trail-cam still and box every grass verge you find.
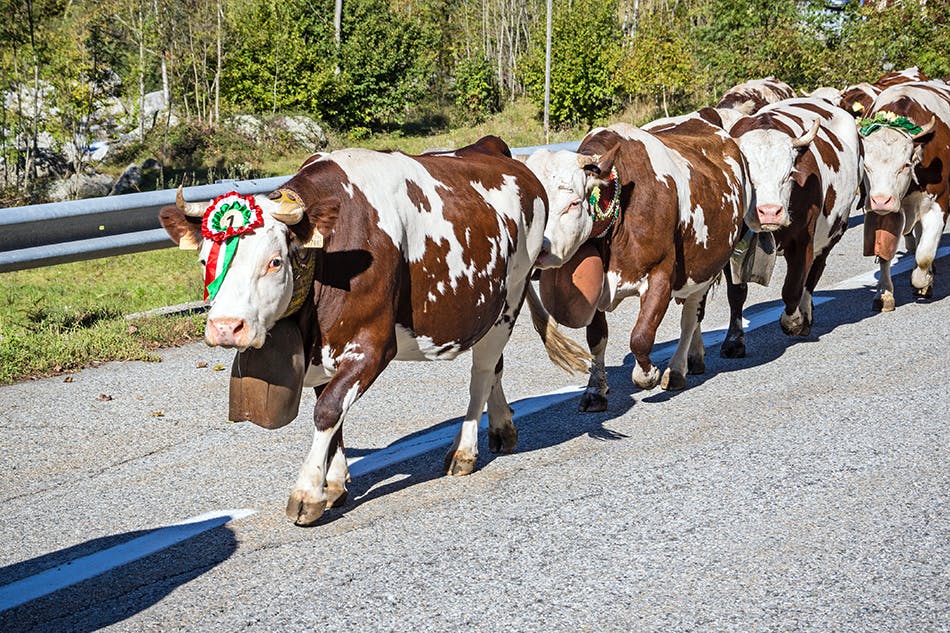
[0,249,206,384]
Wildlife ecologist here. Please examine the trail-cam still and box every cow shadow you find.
[316,237,949,524]
[636,248,950,405]
[0,518,239,631]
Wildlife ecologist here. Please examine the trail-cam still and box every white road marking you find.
[0,509,255,612]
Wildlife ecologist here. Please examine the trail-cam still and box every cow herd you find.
[159,68,950,526]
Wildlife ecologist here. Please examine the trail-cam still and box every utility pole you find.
[543,0,552,143]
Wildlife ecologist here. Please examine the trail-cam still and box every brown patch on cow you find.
[822,185,837,218]
[406,180,432,213]
[793,101,835,120]
[812,135,841,173]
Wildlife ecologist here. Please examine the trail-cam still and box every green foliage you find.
[618,8,698,115]
[521,0,623,126]
[452,56,501,124]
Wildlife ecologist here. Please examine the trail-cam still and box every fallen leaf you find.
[63,376,74,383]
[212,364,226,371]
[150,411,165,417]
[195,361,208,369]
[97,393,113,401]
[128,325,139,335]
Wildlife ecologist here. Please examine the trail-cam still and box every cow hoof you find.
[488,426,518,454]
[286,490,326,526]
[780,311,806,336]
[687,355,705,375]
[719,337,746,359]
[579,390,608,412]
[914,284,933,299]
[325,485,349,509]
[872,291,895,313]
[632,365,660,390]
[660,368,687,391]
[445,450,476,476]
[911,267,933,292]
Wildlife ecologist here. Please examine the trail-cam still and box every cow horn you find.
[912,115,936,139]
[176,186,206,217]
[792,119,820,148]
[268,188,305,225]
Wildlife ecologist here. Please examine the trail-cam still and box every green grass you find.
[0,249,206,384]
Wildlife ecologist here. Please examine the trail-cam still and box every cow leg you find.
[486,356,518,454]
[287,350,390,526]
[911,201,946,298]
[579,310,609,412]
[445,324,512,476]
[324,426,350,508]
[779,241,812,336]
[687,290,709,375]
[873,257,896,313]
[630,271,672,390]
[798,245,834,335]
[720,264,748,358]
[661,287,707,391]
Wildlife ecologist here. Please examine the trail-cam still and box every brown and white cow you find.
[724,98,864,348]
[159,136,587,526]
[717,77,796,115]
[859,80,950,310]
[525,111,750,410]
[840,66,930,117]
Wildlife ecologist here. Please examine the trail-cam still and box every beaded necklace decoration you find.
[858,111,923,137]
[588,167,622,239]
[201,192,264,301]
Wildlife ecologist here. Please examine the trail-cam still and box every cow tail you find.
[524,282,591,374]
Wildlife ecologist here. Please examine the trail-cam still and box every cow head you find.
[525,147,618,268]
[860,115,936,213]
[734,119,820,231]
[159,186,335,350]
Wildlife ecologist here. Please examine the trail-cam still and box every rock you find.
[109,163,143,195]
[47,173,114,201]
[230,114,263,138]
[276,115,327,149]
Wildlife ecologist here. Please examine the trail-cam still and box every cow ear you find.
[582,145,619,181]
[293,197,340,249]
[159,205,202,250]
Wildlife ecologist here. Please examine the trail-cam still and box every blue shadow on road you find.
[0,512,246,631]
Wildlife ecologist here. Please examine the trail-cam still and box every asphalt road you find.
[1,219,947,632]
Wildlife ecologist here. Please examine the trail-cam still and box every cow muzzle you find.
[206,317,252,348]
[756,204,785,231]
[869,194,898,213]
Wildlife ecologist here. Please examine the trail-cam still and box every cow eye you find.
[269,257,282,269]
[569,198,581,208]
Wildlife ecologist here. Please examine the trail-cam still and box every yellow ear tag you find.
[303,230,324,249]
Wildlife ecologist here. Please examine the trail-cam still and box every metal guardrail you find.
[0,141,579,273]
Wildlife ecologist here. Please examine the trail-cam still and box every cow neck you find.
[589,167,621,239]
[281,247,317,319]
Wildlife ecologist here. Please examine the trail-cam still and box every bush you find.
[453,57,501,124]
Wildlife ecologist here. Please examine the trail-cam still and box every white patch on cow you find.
[436,281,446,295]
[342,181,355,198]
[336,342,365,364]
[690,205,709,246]
[203,201,296,350]
[321,345,337,372]
[393,324,464,361]
[672,276,712,300]
[599,271,649,312]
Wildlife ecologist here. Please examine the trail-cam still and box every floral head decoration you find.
[858,111,923,137]
[200,192,264,300]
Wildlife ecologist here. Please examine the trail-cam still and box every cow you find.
[723,97,865,352]
[525,110,750,411]
[858,80,950,310]
[717,77,796,115]
[159,136,588,526]
[840,66,930,117]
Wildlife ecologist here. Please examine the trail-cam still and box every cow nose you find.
[207,317,247,347]
[756,204,784,227]
[870,194,895,212]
